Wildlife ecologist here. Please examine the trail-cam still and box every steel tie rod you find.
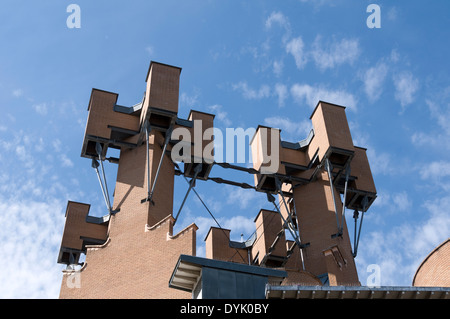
[144,125,173,204]
[325,158,342,237]
[353,196,368,257]
[340,166,351,234]
[173,164,202,226]
[93,143,112,214]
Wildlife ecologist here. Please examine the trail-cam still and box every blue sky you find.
[0,0,449,298]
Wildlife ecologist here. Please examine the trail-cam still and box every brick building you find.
[413,238,450,288]
[57,61,449,299]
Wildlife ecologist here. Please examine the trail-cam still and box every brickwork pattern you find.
[413,239,450,287]
[60,215,196,298]
[58,62,390,298]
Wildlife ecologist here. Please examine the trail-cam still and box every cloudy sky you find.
[1,1,449,298]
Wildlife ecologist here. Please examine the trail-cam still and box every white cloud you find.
[411,131,436,148]
[419,160,450,191]
[191,190,225,217]
[0,137,13,152]
[52,138,62,150]
[356,229,411,286]
[240,44,268,61]
[286,37,307,69]
[32,103,48,115]
[61,154,74,168]
[363,62,388,102]
[265,11,289,29]
[267,13,361,73]
[420,160,450,180]
[13,89,24,97]
[232,81,271,100]
[425,99,450,135]
[393,71,419,108]
[411,98,450,150]
[226,187,265,210]
[15,145,27,162]
[35,137,45,152]
[290,83,357,111]
[416,197,450,254]
[265,11,291,43]
[390,49,400,63]
[311,36,360,70]
[349,122,395,176]
[357,197,450,286]
[369,189,412,215]
[0,196,66,298]
[274,83,288,107]
[366,147,393,176]
[180,91,200,108]
[387,7,398,21]
[221,215,256,240]
[208,104,231,126]
[145,45,154,55]
[264,116,312,141]
[273,59,284,77]
[392,191,412,212]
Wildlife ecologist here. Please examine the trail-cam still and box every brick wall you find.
[413,239,450,287]
[60,131,195,298]
[59,215,196,298]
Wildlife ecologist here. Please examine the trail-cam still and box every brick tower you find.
[201,102,377,288]
[57,62,214,298]
[57,61,377,298]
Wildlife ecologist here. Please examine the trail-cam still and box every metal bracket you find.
[266,191,308,271]
[340,165,351,231]
[325,158,345,238]
[173,163,202,226]
[352,196,368,257]
[274,177,299,234]
[142,124,174,205]
[92,143,116,215]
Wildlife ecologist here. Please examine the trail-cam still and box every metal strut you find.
[340,165,351,234]
[266,191,308,271]
[145,124,151,203]
[173,164,202,226]
[274,179,307,271]
[173,161,248,264]
[275,177,298,234]
[143,125,173,205]
[325,158,343,238]
[288,193,306,270]
[92,143,112,214]
[352,196,368,258]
